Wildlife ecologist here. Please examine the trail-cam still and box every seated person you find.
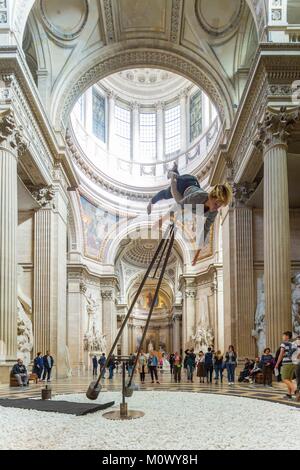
[147,163,232,265]
[11,359,29,387]
[249,357,262,383]
[238,358,253,382]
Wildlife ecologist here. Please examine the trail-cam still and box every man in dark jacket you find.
[185,348,196,382]
[12,359,28,386]
[42,351,54,382]
[204,347,214,383]
[92,355,98,377]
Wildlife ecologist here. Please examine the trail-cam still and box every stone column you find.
[232,183,257,357]
[0,110,27,381]
[33,203,53,356]
[215,267,224,353]
[183,281,196,349]
[101,288,116,352]
[172,312,182,353]
[66,275,86,374]
[255,107,299,351]
[156,101,164,161]
[33,165,68,378]
[131,101,140,162]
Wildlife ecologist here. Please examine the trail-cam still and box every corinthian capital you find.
[0,109,28,156]
[254,106,300,153]
[29,185,55,208]
[232,182,257,207]
[101,290,114,301]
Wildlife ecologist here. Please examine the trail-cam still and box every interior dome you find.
[70,68,220,191]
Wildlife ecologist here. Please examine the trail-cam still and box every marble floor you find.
[0,369,299,409]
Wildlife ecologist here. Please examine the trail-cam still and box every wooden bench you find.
[9,373,38,387]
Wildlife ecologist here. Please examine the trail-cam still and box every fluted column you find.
[101,288,116,352]
[0,111,27,376]
[255,107,300,351]
[34,206,53,355]
[172,312,182,353]
[232,186,256,357]
[183,281,196,349]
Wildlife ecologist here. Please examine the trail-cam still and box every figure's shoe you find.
[147,201,152,215]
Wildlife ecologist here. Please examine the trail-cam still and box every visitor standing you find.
[148,352,160,384]
[173,352,182,383]
[92,355,98,377]
[275,331,296,400]
[204,347,214,383]
[33,352,44,381]
[185,348,196,382]
[260,348,273,386]
[99,353,106,379]
[169,353,175,375]
[138,351,147,384]
[107,354,116,379]
[213,350,223,384]
[42,351,54,382]
[197,351,206,383]
[225,345,237,385]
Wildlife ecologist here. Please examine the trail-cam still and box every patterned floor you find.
[1,371,300,409]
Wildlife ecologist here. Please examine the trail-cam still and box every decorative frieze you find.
[170,0,182,43]
[101,290,114,301]
[103,0,115,43]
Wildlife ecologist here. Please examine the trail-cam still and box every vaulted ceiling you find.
[23,0,258,130]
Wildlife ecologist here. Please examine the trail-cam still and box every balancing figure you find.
[147,163,232,264]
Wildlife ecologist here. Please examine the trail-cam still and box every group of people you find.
[11,351,54,387]
[171,346,238,384]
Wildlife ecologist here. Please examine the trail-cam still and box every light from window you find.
[92,88,106,142]
[115,105,131,160]
[165,105,181,155]
[190,91,202,142]
[140,113,156,161]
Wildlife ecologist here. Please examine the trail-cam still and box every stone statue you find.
[292,272,300,336]
[17,298,33,367]
[252,276,266,355]
[148,340,154,353]
[192,325,214,352]
[82,291,106,353]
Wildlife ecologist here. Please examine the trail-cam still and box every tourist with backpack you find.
[275,331,297,400]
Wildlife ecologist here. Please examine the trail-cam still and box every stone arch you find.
[51,47,235,131]
[103,219,193,267]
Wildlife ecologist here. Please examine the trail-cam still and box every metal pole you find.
[91,224,173,391]
[127,225,176,388]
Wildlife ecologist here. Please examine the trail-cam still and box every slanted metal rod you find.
[127,226,175,388]
[91,223,173,390]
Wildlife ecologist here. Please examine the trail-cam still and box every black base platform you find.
[0,398,115,415]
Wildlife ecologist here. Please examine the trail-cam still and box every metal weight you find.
[86,381,102,400]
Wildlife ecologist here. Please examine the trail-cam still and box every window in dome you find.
[92,88,106,142]
[165,105,181,155]
[115,105,131,160]
[139,112,156,161]
[190,91,202,143]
